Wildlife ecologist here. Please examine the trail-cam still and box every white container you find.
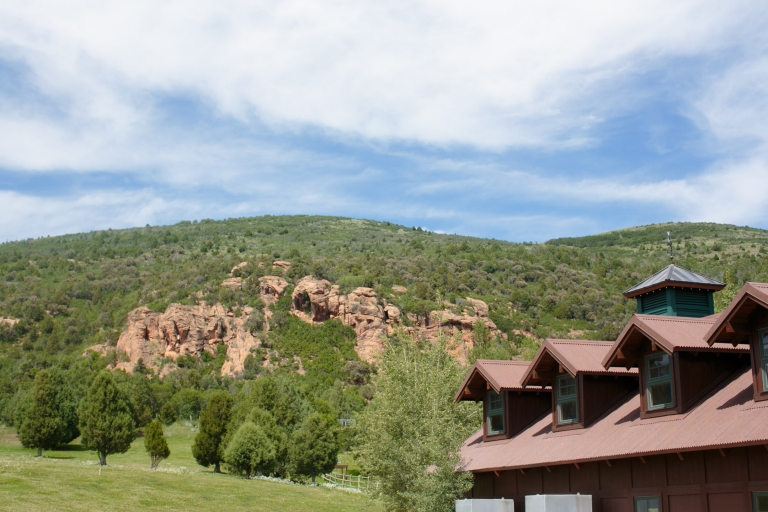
[455,498,515,512]
[525,494,592,512]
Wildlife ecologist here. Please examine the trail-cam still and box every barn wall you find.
[471,446,768,512]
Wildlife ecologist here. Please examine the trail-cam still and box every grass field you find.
[0,424,383,511]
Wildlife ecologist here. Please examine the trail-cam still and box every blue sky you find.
[1,1,768,242]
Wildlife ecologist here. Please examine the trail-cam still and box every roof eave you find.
[704,283,768,346]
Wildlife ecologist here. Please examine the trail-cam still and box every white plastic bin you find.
[525,494,592,512]
[455,498,515,512]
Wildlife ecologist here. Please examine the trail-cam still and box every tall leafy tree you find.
[223,422,276,477]
[354,330,481,512]
[79,370,136,465]
[192,391,233,473]
[144,419,170,470]
[287,412,339,484]
[18,370,61,457]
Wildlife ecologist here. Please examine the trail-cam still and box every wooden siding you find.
[472,446,768,512]
[637,288,714,317]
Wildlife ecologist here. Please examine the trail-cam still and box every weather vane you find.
[667,231,674,260]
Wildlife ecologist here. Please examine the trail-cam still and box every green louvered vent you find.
[674,289,713,317]
[639,290,669,315]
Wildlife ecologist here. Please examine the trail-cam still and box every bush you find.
[224,422,276,477]
[144,419,170,470]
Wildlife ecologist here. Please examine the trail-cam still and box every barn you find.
[457,265,768,512]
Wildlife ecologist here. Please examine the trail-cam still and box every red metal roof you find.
[603,314,749,368]
[460,366,768,472]
[455,360,545,402]
[522,339,636,386]
[705,282,768,346]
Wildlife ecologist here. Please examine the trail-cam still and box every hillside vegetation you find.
[0,216,767,424]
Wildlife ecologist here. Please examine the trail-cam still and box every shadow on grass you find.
[56,443,88,452]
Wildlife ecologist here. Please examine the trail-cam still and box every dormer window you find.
[487,390,505,435]
[760,329,768,391]
[645,353,674,410]
[556,375,578,424]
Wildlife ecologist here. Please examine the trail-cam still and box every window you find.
[486,390,505,435]
[556,375,578,424]
[634,496,660,512]
[754,492,768,512]
[760,329,768,391]
[646,353,674,410]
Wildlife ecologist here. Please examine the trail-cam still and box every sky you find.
[1,1,768,243]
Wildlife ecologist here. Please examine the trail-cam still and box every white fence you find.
[322,471,379,492]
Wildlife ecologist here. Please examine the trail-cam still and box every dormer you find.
[521,340,637,432]
[704,282,768,402]
[455,360,550,441]
[604,314,749,418]
[623,264,725,317]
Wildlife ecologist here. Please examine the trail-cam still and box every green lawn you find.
[0,424,383,512]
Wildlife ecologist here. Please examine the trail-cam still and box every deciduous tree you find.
[354,330,480,512]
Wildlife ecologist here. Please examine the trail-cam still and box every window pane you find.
[558,399,578,423]
[647,353,670,380]
[757,494,768,512]
[489,391,502,411]
[635,497,660,512]
[559,376,576,397]
[489,412,504,434]
[762,331,768,355]
[648,381,673,408]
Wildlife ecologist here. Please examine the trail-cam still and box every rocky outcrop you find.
[272,261,291,271]
[291,277,399,362]
[230,262,249,275]
[113,303,252,376]
[221,277,244,290]
[0,317,19,327]
[258,276,289,305]
[391,285,408,294]
[289,276,503,364]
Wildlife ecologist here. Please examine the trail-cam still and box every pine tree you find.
[144,419,170,470]
[223,422,276,478]
[18,370,62,457]
[287,413,339,484]
[192,391,232,473]
[78,370,136,465]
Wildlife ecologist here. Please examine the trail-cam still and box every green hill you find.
[1,216,767,419]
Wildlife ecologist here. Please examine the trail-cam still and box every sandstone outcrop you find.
[0,317,19,327]
[272,261,291,271]
[113,303,258,376]
[258,276,289,305]
[221,277,244,290]
[288,276,498,364]
[291,277,398,362]
[229,262,249,275]
[391,285,408,294]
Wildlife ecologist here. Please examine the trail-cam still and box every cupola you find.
[623,264,724,318]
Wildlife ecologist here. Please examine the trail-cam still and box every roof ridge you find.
[549,339,613,345]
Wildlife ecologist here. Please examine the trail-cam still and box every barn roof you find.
[455,360,547,402]
[623,264,724,298]
[603,314,749,368]
[460,366,768,472]
[705,282,768,347]
[522,339,636,387]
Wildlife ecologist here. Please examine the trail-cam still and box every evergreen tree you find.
[192,391,233,473]
[18,370,61,457]
[223,421,276,478]
[78,370,136,465]
[247,407,288,476]
[49,369,81,444]
[144,419,170,470]
[287,413,339,484]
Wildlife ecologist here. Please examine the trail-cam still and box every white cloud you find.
[0,0,763,157]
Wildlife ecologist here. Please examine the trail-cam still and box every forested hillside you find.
[1,216,767,429]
